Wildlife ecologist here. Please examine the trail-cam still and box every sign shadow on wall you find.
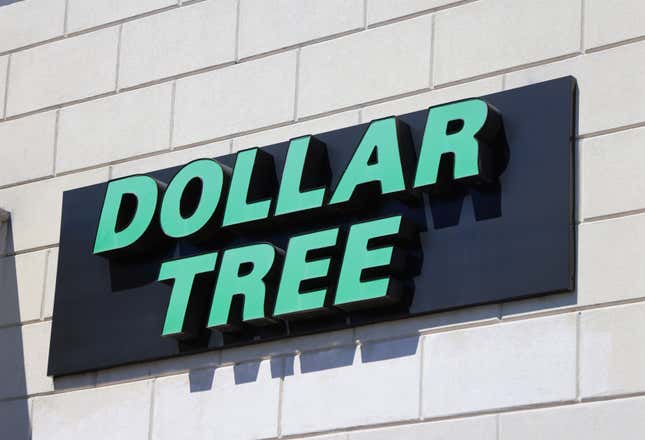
[0,216,32,440]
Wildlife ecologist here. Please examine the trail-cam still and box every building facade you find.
[1,0,645,439]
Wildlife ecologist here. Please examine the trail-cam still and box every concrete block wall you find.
[0,0,644,438]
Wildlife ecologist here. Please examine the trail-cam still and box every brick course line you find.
[0,2,184,58]
[4,299,645,403]
[1,54,10,119]
[37,249,50,322]
[586,34,645,54]
[52,110,60,177]
[580,0,586,53]
[575,312,582,402]
[428,14,436,88]
[63,0,70,36]
[293,48,301,122]
[114,24,123,92]
[147,379,156,440]
[0,16,641,139]
[245,392,645,440]
[234,0,241,62]
[366,0,480,29]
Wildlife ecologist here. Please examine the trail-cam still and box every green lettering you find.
[159,159,227,239]
[157,252,218,338]
[334,216,403,309]
[274,136,328,216]
[222,149,274,227]
[273,228,339,317]
[207,243,278,330]
[414,99,494,188]
[93,175,160,255]
[329,117,408,205]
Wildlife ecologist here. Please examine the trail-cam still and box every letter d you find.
[93,175,163,256]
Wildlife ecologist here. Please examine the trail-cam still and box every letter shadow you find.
[233,360,262,384]
[0,216,32,440]
[189,368,215,392]
[427,125,509,229]
[360,336,419,363]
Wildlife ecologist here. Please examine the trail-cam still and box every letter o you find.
[160,159,226,239]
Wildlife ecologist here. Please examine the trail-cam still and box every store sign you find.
[48,77,576,376]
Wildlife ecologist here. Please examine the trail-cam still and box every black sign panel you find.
[48,77,576,376]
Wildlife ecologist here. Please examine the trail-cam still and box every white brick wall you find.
[56,83,173,173]
[0,0,66,54]
[422,314,577,417]
[505,40,645,136]
[367,0,457,25]
[232,110,360,152]
[499,396,645,440]
[42,248,58,320]
[31,380,152,440]
[0,112,56,186]
[298,16,432,118]
[6,28,119,116]
[110,140,231,178]
[360,76,503,122]
[433,0,581,85]
[119,0,237,89]
[580,127,645,220]
[282,339,421,435]
[0,168,109,252]
[66,0,176,33]
[578,214,645,306]
[0,55,7,117]
[1,0,645,438]
[580,303,645,399]
[0,250,48,326]
[238,0,364,59]
[174,50,297,147]
[152,360,281,440]
[584,0,645,50]
[350,415,497,439]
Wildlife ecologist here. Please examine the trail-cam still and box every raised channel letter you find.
[207,243,279,331]
[273,228,339,318]
[157,252,219,339]
[274,135,330,217]
[414,99,500,189]
[334,215,405,309]
[93,175,162,256]
[159,159,228,240]
[329,117,411,205]
[222,148,275,228]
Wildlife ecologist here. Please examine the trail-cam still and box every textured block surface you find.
[282,340,421,435]
[31,380,152,440]
[152,360,280,440]
[434,0,580,84]
[0,0,66,53]
[298,16,432,117]
[0,112,56,186]
[505,41,645,135]
[585,0,645,49]
[7,28,119,116]
[119,0,237,88]
[239,0,364,58]
[173,51,297,147]
[580,303,645,398]
[66,0,176,33]
[422,314,577,417]
[56,84,172,173]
